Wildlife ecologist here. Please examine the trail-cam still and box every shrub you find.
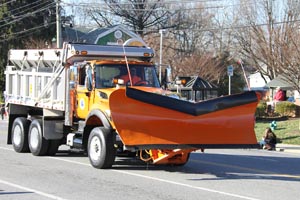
[255,101,267,117]
[275,101,297,117]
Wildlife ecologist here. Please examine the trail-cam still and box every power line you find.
[0,0,18,7]
[0,21,56,43]
[0,0,53,24]
[60,0,264,14]
[122,17,300,33]
[7,0,45,16]
[62,1,243,11]
[0,2,56,29]
[62,0,228,7]
[0,1,57,41]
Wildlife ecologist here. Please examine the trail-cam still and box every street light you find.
[159,29,166,83]
[56,0,62,48]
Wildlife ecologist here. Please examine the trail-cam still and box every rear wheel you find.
[28,119,49,156]
[11,117,30,153]
[88,127,116,169]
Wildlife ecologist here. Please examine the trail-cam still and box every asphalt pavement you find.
[1,117,299,154]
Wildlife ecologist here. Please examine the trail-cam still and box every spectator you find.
[1,104,5,120]
[260,127,277,150]
[287,96,295,102]
[273,87,285,101]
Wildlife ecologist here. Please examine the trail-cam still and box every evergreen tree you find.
[0,0,56,98]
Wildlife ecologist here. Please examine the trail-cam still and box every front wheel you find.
[28,119,49,156]
[88,127,116,169]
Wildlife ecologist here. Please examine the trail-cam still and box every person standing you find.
[1,104,5,120]
[273,87,285,101]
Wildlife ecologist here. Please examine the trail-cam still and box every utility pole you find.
[159,29,165,83]
[56,0,62,48]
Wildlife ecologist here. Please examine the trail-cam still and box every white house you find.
[248,71,270,91]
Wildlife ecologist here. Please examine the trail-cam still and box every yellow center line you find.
[191,159,300,179]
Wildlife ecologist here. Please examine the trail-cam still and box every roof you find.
[265,75,294,90]
[62,27,86,43]
[173,76,218,91]
[62,24,142,45]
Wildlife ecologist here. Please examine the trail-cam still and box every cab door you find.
[76,64,94,119]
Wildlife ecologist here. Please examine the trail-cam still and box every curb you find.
[275,144,300,154]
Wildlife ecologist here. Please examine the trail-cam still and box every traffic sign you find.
[227,65,234,76]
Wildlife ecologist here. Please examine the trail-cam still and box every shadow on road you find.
[49,148,300,183]
[111,151,300,182]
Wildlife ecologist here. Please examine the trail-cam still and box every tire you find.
[47,140,61,156]
[11,117,30,153]
[28,119,49,156]
[88,127,116,169]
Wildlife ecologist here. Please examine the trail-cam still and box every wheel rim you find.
[30,127,39,149]
[13,125,22,146]
[89,136,101,161]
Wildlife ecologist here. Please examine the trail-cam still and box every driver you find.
[120,68,141,85]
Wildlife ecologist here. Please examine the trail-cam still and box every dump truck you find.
[5,40,259,169]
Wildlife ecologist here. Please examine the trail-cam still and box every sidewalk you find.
[276,143,300,154]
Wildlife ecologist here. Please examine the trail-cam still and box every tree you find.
[0,0,57,96]
[235,0,300,94]
[157,2,245,94]
[84,0,177,37]
[75,0,250,93]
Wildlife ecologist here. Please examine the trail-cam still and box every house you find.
[248,70,299,103]
[248,71,270,91]
[61,24,146,46]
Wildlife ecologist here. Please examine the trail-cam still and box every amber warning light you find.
[81,51,88,55]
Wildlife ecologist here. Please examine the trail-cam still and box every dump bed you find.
[5,43,154,111]
[5,48,66,110]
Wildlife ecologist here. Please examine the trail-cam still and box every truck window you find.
[94,64,160,89]
[85,64,93,91]
[78,66,86,85]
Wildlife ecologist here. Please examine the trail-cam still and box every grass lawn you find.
[255,118,300,145]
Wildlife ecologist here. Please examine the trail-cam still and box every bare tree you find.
[156,3,217,78]
[236,0,300,93]
[85,0,178,37]
[82,0,245,91]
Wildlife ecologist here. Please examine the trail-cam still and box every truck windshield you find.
[94,64,160,88]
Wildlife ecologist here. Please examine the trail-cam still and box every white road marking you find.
[4,146,290,200]
[0,179,68,200]
[1,146,259,199]
[49,157,259,200]
[113,169,260,200]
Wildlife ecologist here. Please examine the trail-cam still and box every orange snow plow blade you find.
[109,87,259,149]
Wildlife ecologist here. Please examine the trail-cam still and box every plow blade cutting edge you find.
[109,87,260,149]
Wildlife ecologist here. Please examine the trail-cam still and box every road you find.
[0,119,300,200]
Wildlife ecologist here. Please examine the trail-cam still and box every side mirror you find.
[85,64,93,91]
